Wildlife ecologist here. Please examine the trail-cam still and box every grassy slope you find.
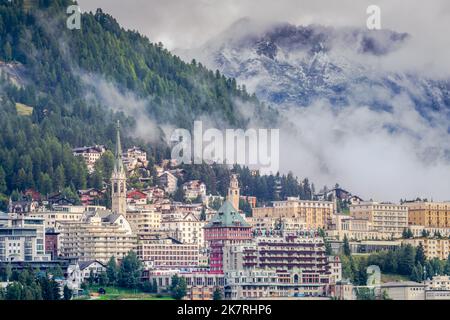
[15,102,33,116]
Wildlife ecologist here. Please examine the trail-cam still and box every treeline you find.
[0,264,72,300]
[87,252,186,300]
[179,164,315,206]
[341,237,450,285]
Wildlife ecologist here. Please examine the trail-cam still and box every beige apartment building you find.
[253,198,334,229]
[350,202,408,238]
[328,214,392,241]
[126,207,162,235]
[403,238,450,260]
[58,211,136,263]
[405,202,450,228]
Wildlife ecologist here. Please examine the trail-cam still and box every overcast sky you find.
[78,0,450,50]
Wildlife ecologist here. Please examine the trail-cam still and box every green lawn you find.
[85,285,173,301]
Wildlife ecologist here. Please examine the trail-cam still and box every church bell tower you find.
[227,174,240,211]
[111,121,127,215]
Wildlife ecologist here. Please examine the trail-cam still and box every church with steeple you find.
[111,121,127,215]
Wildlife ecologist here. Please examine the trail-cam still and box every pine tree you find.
[54,165,66,191]
[415,243,426,266]
[213,288,223,300]
[106,257,119,286]
[63,285,72,300]
[118,251,142,289]
[342,235,351,257]
[170,275,187,300]
[152,279,158,293]
[398,245,415,276]
[410,266,421,282]
[0,166,6,194]
[445,254,450,275]
[3,41,12,61]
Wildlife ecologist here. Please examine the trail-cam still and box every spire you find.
[114,120,124,174]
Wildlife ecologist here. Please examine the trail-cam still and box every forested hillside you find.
[0,0,273,209]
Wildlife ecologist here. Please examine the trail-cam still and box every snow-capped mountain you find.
[176,18,450,202]
[179,18,450,119]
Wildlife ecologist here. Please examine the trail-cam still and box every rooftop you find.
[381,281,425,288]
[205,201,250,228]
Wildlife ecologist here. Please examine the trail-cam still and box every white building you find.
[58,211,136,263]
[0,212,50,262]
[79,260,107,282]
[72,145,106,173]
[160,212,206,248]
[380,281,425,300]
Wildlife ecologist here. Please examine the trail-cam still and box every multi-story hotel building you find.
[158,171,178,194]
[204,201,252,274]
[328,214,392,241]
[225,269,331,299]
[252,198,334,229]
[136,236,200,269]
[223,237,341,299]
[350,202,408,238]
[126,207,162,236]
[29,205,86,230]
[160,212,206,248]
[58,211,136,263]
[223,235,331,275]
[402,238,450,260]
[405,201,450,228]
[0,212,50,262]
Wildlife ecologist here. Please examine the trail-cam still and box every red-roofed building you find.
[127,189,148,205]
[78,188,104,206]
[24,189,42,202]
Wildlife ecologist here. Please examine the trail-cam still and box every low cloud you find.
[80,73,167,144]
[276,92,450,202]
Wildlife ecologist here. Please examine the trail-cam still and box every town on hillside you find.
[1,122,450,301]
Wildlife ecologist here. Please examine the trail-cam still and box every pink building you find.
[204,201,252,274]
